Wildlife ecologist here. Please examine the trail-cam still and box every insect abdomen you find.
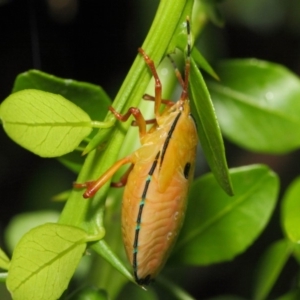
[121,150,194,284]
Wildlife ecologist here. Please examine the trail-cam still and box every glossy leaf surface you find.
[7,223,88,300]
[189,57,233,195]
[281,177,300,243]
[170,165,279,265]
[208,59,300,153]
[0,89,92,157]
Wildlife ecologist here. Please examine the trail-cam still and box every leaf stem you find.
[90,120,115,129]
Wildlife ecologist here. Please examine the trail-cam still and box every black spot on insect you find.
[184,162,191,179]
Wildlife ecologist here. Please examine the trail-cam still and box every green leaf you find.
[170,165,279,265]
[0,89,92,157]
[0,248,10,271]
[7,223,88,300]
[281,177,300,243]
[208,59,300,154]
[12,69,111,122]
[189,57,233,195]
[253,239,293,300]
[11,70,113,157]
[5,210,59,252]
[192,47,219,80]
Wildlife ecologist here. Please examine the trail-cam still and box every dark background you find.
[1,0,300,299]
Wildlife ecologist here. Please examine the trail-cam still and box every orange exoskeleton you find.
[75,18,197,285]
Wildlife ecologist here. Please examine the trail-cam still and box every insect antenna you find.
[167,17,191,101]
[167,54,185,88]
[181,16,191,101]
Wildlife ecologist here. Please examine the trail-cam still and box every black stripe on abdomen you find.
[160,112,181,169]
[133,151,160,285]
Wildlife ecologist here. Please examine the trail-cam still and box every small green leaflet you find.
[7,223,89,300]
[0,89,92,157]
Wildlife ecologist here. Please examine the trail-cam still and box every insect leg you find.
[142,93,174,107]
[138,48,162,118]
[111,163,134,187]
[109,106,147,139]
[166,17,191,102]
[74,156,132,198]
[130,95,174,127]
[131,118,156,127]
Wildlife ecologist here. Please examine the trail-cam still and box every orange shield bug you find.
[75,17,197,285]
